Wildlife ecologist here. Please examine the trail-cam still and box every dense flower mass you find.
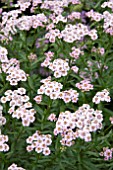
[0,11,48,41]
[48,58,70,78]
[37,76,79,103]
[40,0,80,14]
[0,46,28,85]
[58,89,79,103]
[54,104,103,146]
[0,0,113,169]
[1,88,36,126]
[61,23,98,43]
[37,76,63,100]
[26,130,52,155]
[42,56,70,78]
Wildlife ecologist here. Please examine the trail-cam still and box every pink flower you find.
[100,147,113,160]
[48,114,57,122]
[34,95,42,104]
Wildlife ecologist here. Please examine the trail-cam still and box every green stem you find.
[104,124,113,134]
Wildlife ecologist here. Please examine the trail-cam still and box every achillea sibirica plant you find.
[0,0,113,170]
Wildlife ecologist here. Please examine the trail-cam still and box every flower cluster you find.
[61,23,98,43]
[100,147,113,161]
[0,9,22,41]
[54,110,77,146]
[17,1,31,11]
[101,1,113,11]
[37,77,79,103]
[76,104,103,141]
[8,163,26,170]
[17,13,48,30]
[92,89,111,104]
[1,88,36,126]
[16,0,42,12]
[1,10,48,41]
[0,105,6,127]
[68,12,81,21]
[52,14,67,24]
[76,79,94,92]
[1,0,113,168]
[26,130,52,155]
[37,77,63,100]
[41,0,79,14]
[0,134,9,152]
[28,53,37,62]
[54,104,103,146]
[45,29,62,43]
[41,51,54,67]
[59,89,79,103]
[69,47,83,60]
[102,11,113,35]
[0,47,28,85]
[48,58,70,78]
[0,0,80,42]
[32,0,42,7]
[1,58,28,86]
[86,10,103,22]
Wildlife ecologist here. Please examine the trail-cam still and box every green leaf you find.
[28,77,35,91]
[34,104,44,116]
[103,108,113,116]
[86,151,99,157]
[82,160,99,170]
